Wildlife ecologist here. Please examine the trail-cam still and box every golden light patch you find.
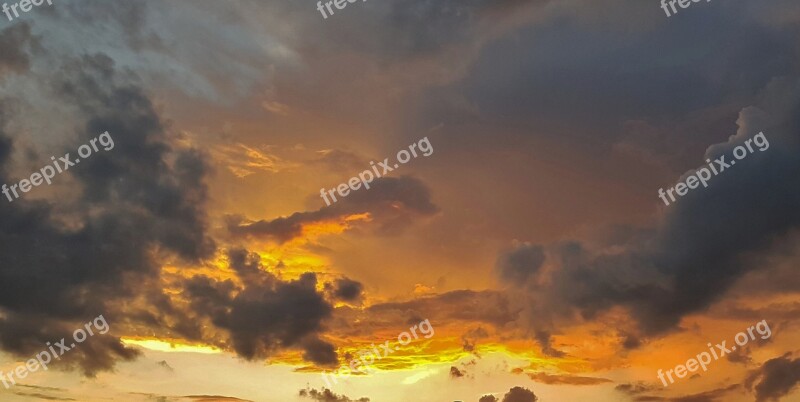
[121,338,223,354]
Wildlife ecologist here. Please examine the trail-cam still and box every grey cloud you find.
[496,244,545,284]
[0,23,38,77]
[501,386,538,402]
[228,175,439,243]
[746,353,800,402]
[0,52,214,375]
[185,249,337,365]
[325,278,365,303]
[497,77,800,341]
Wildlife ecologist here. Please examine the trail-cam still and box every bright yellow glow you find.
[401,368,440,384]
[121,338,223,354]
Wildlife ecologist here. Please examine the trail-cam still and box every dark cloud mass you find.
[0,51,216,374]
[501,386,538,402]
[185,249,337,365]
[325,277,365,303]
[746,353,800,402]
[497,76,800,342]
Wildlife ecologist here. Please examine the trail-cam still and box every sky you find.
[0,0,799,401]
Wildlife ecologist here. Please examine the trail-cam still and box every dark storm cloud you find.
[325,278,365,303]
[228,176,439,242]
[745,353,800,402]
[479,395,498,402]
[497,76,800,340]
[0,53,215,374]
[184,249,337,365]
[405,0,800,174]
[0,23,38,77]
[298,388,370,402]
[501,386,537,402]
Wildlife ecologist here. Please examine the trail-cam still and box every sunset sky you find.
[0,0,799,401]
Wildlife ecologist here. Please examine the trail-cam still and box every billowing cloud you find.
[746,353,800,402]
[497,77,800,344]
[501,386,538,402]
[0,52,214,375]
[325,277,365,304]
[184,249,336,365]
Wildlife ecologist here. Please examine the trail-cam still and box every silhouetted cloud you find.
[299,387,370,402]
[498,78,800,343]
[501,386,537,402]
[746,353,800,402]
[228,176,439,243]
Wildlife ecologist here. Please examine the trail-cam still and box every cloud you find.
[501,386,538,402]
[157,360,175,371]
[626,384,739,402]
[496,243,545,284]
[182,396,254,402]
[365,290,518,329]
[462,326,489,353]
[526,372,612,386]
[615,382,659,396]
[450,366,466,378]
[0,23,38,78]
[184,248,337,365]
[479,395,499,402]
[298,388,370,402]
[325,278,365,304]
[745,353,800,402]
[12,392,76,401]
[0,52,220,375]
[212,143,291,178]
[496,76,800,342]
[228,176,439,243]
[312,149,366,174]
